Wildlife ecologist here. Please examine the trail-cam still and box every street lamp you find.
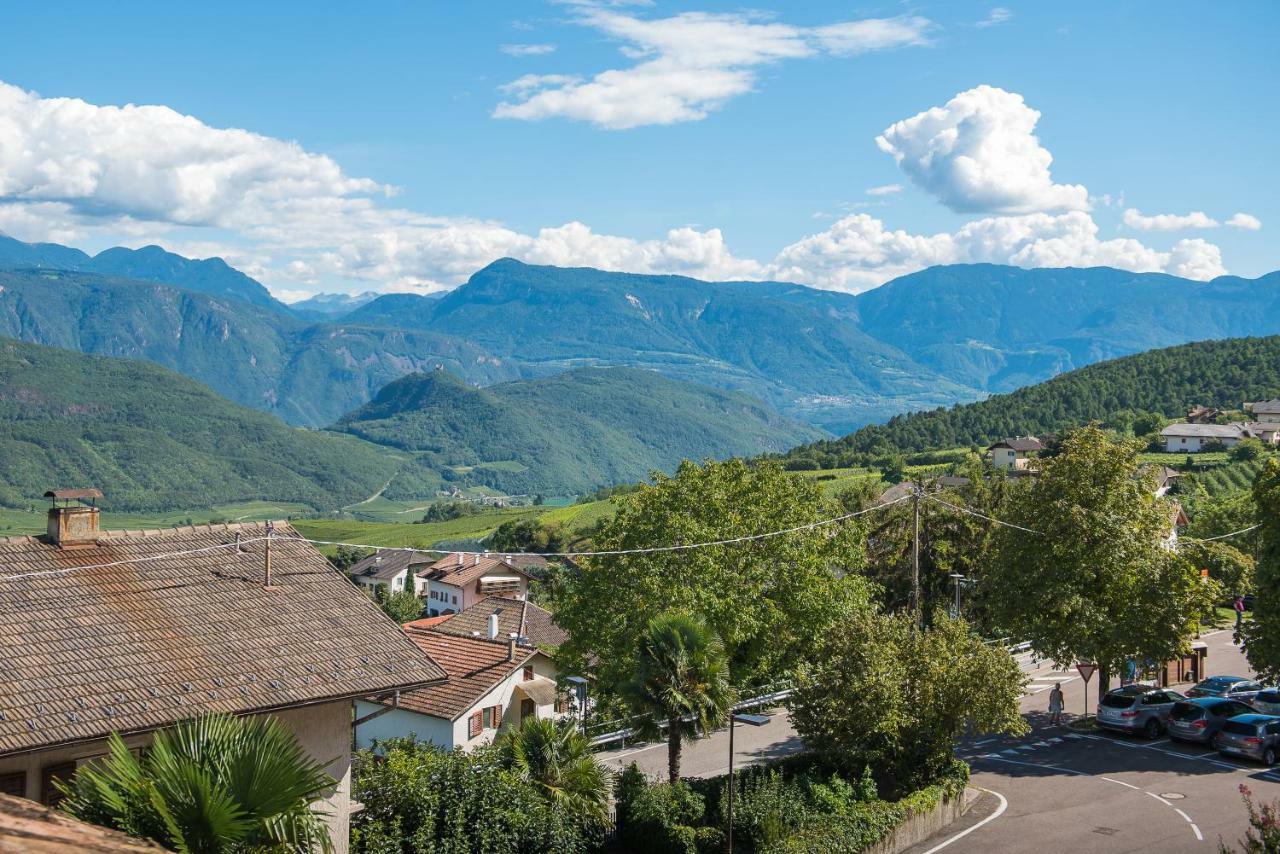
[566,675,588,735]
[949,573,966,617]
[726,712,770,853]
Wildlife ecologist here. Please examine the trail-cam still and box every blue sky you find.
[0,1,1275,298]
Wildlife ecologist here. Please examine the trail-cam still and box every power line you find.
[0,537,271,583]
[922,493,1045,535]
[1186,524,1262,543]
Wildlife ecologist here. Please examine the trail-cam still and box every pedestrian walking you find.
[1049,683,1064,726]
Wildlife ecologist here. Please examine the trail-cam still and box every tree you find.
[351,738,593,853]
[983,425,1217,690]
[555,459,869,695]
[1232,438,1269,462]
[1244,460,1280,682]
[1181,540,1255,597]
[499,717,611,828]
[59,713,335,853]
[330,545,373,573]
[620,612,734,783]
[489,519,567,553]
[789,608,1026,796]
[374,585,424,624]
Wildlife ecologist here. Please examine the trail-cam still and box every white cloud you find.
[975,7,1013,28]
[865,184,903,196]
[0,79,1236,300]
[494,10,930,129]
[500,43,557,57]
[1122,208,1218,231]
[876,85,1089,214]
[1227,212,1262,231]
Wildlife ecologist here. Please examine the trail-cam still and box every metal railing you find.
[588,683,794,749]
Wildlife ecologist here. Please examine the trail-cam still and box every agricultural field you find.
[0,500,315,537]
[1184,456,1268,496]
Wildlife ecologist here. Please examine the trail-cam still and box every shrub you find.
[722,768,811,851]
[621,780,707,854]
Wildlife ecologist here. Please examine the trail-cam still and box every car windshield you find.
[1101,692,1137,708]
[1201,677,1242,688]
[1223,720,1261,736]
[1171,702,1203,721]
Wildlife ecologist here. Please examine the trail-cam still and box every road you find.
[598,627,1268,851]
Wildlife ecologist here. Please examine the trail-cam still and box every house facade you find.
[0,498,447,854]
[348,550,432,596]
[354,624,567,752]
[1160,423,1245,452]
[420,553,533,617]
[1247,399,1280,424]
[987,436,1044,470]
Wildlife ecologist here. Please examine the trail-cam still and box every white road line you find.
[1191,824,1204,841]
[1175,808,1193,823]
[918,788,1009,854]
[1099,775,1140,790]
[1147,791,1173,806]
[1076,733,1240,770]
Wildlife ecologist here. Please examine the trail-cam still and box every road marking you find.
[918,787,1009,854]
[1175,808,1193,823]
[1191,824,1204,841]
[1099,776,1140,790]
[1075,733,1239,770]
[1147,792,1173,806]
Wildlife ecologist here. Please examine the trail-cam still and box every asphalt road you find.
[598,626,1266,851]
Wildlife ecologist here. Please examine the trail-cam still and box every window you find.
[41,762,75,807]
[523,665,534,681]
[492,704,503,729]
[483,707,492,728]
[452,595,458,604]
[469,711,483,738]
[521,698,537,721]
[0,771,24,797]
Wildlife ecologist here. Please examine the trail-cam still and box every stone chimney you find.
[44,488,104,548]
[507,632,518,662]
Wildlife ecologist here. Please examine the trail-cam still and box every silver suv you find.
[1216,715,1280,765]
[1097,686,1185,739]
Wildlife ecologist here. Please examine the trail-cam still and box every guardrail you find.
[589,686,794,749]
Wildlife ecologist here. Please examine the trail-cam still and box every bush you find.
[1232,438,1268,462]
[621,780,707,854]
[723,768,810,851]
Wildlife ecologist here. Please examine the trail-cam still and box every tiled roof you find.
[0,521,446,757]
[433,595,569,649]
[0,792,165,852]
[1160,423,1245,438]
[349,549,430,582]
[392,628,537,721]
[421,553,534,588]
[988,436,1043,452]
[1251,399,1280,414]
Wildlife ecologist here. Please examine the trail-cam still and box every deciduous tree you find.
[1244,460,1280,681]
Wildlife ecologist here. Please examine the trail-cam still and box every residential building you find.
[354,622,567,752]
[1246,399,1280,424]
[0,493,447,854]
[1146,465,1182,497]
[1164,502,1191,551]
[425,594,569,651]
[420,552,534,616]
[986,436,1044,470]
[1185,406,1222,424]
[1243,422,1280,445]
[348,549,432,596]
[1160,423,1246,452]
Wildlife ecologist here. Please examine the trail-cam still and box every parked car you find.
[1096,686,1185,738]
[1168,698,1255,744]
[1215,714,1280,765]
[1253,689,1280,715]
[1187,676,1262,702]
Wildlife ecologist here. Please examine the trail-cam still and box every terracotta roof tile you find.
[421,553,534,588]
[0,521,446,756]
[392,629,537,721]
[432,595,568,650]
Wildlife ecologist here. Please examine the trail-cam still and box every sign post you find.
[1076,662,1097,725]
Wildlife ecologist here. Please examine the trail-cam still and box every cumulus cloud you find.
[1227,212,1262,231]
[975,7,1013,28]
[0,79,1235,299]
[493,10,930,129]
[876,85,1089,214]
[865,184,903,196]
[500,43,557,57]
[1122,208,1218,231]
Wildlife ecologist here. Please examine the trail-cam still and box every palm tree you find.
[59,713,335,853]
[620,611,734,783]
[500,716,611,827]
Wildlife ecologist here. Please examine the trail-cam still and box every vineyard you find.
[1184,457,1268,496]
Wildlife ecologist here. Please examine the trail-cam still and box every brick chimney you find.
[507,632,518,662]
[44,488,104,548]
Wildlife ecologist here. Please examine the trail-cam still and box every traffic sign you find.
[1076,662,1097,683]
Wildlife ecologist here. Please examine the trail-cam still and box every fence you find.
[587,683,794,750]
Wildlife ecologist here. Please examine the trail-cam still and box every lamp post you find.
[726,712,770,853]
[949,573,966,617]
[566,675,588,735]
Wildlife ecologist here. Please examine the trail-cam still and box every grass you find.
[1139,451,1230,466]
[0,500,315,537]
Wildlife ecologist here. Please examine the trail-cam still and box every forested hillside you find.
[782,335,1280,464]
[0,338,434,511]
[336,367,825,495]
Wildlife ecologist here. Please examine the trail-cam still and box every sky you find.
[0,1,1276,301]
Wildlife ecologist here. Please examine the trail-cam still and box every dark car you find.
[1216,715,1280,765]
[1187,676,1262,702]
[1096,686,1184,738]
[1168,698,1254,744]
[1253,689,1280,716]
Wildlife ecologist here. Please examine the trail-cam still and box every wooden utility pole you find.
[912,485,921,630]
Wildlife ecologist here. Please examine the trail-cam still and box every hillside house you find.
[1161,423,1246,452]
[0,494,447,854]
[348,549,432,596]
[420,552,534,617]
[1186,406,1222,424]
[1244,422,1280,444]
[1246,399,1280,423]
[987,437,1044,470]
[354,622,568,752]
[429,594,569,651]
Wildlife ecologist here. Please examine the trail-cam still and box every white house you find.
[1246,399,1280,424]
[1160,422,1246,452]
[419,553,534,617]
[348,549,432,596]
[1243,422,1280,445]
[986,436,1044,470]
[354,621,568,752]
[0,498,446,854]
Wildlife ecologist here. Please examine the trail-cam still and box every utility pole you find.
[912,485,921,631]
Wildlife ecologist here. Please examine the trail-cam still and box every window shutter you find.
[493,703,503,729]
[469,711,482,738]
